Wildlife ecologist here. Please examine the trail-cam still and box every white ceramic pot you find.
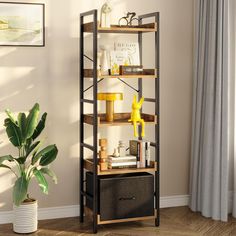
[13,199,38,234]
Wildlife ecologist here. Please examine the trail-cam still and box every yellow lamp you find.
[97,93,123,122]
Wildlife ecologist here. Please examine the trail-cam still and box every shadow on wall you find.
[0,0,79,211]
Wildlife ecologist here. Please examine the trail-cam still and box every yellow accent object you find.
[128,95,145,137]
[97,93,123,101]
[97,93,123,122]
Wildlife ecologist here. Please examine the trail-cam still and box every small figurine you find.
[128,95,145,137]
[118,12,139,26]
[100,1,112,28]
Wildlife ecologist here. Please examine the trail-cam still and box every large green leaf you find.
[33,168,48,194]
[25,103,40,139]
[0,155,14,164]
[32,112,47,140]
[5,109,18,126]
[13,176,28,206]
[40,168,58,184]
[32,145,58,166]
[4,119,22,147]
[0,164,11,170]
[18,113,27,142]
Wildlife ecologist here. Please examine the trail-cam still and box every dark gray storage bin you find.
[86,172,154,221]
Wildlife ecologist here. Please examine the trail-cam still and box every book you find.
[109,165,137,169]
[108,155,136,161]
[110,51,129,75]
[130,140,151,168]
[114,42,140,66]
[145,141,151,167]
[108,161,137,167]
[108,156,137,163]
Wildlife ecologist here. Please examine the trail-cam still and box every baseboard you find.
[160,195,190,208]
[0,205,80,225]
[0,195,189,224]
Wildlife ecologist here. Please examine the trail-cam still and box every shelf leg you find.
[93,222,97,234]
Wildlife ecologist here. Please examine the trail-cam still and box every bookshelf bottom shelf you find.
[85,206,157,225]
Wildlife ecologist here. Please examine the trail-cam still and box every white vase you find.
[100,48,109,75]
[13,199,38,234]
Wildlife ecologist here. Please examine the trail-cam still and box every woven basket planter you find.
[13,199,38,234]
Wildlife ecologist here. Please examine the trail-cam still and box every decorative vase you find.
[100,46,109,75]
[13,199,38,234]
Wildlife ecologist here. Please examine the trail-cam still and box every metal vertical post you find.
[155,12,160,227]
[138,18,143,140]
[92,10,98,234]
[79,14,84,223]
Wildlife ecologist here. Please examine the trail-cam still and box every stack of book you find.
[129,140,151,168]
[108,155,137,169]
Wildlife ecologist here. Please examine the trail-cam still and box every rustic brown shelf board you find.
[84,113,157,127]
[97,214,156,225]
[85,206,157,225]
[84,69,157,79]
[83,22,157,33]
[84,159,157,175]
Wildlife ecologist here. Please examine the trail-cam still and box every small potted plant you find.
[0,103,58,234]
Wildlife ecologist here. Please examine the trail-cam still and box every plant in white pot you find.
[0,103,58,234]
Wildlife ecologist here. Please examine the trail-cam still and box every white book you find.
[114,42,140,66]
[108,155,136,161]
[108,161,137,167]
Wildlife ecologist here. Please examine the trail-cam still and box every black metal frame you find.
[79,10,160,233]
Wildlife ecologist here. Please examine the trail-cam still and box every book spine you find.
[108,161,137,166]
[145,141,151,167]
[110,165,137,169]
[137,142,140,168]
[141,141,146,168]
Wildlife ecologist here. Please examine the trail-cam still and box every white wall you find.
[0,0,193,212]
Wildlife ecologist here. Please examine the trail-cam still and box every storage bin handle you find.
[119,196,136,201]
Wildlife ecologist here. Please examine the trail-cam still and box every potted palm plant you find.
[0,103,58,234]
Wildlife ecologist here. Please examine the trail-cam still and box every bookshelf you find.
[79,9,160,233]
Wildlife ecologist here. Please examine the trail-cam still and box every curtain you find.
[189,0,230,221]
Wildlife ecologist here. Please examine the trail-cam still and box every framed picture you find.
[0,2,45,46]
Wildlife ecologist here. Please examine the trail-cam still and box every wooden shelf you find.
[85,206,157,225]
[84,113,157,127]
[84,69,157,79]
[84,159,157,175]
[83,22,157,34]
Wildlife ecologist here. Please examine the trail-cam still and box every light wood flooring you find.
[1,207,236,236]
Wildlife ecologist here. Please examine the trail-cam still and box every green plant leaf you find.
[25,103,40,139]
[15,157,26,165]
[33,168,48,194]
[40,145,58,166]
[0,155,14,164]
[4,118,22,147]
[26,141,40,157]
[13,176,28,206]
[18,112,27,142]
[5,109,18,126]
[32,113,47,140]
[0,164,11,170]
[40,168,58,184]
[32,145,58,166]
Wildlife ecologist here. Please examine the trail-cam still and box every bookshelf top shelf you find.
[83,22,157,34]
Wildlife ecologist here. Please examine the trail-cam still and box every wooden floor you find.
[1,207,236,236]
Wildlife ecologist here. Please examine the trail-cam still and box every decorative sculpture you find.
[97,93,123,122]
[100,1,112,28]
[129,95,145,137]
[118,12,139,26]
[99,138,108,171]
